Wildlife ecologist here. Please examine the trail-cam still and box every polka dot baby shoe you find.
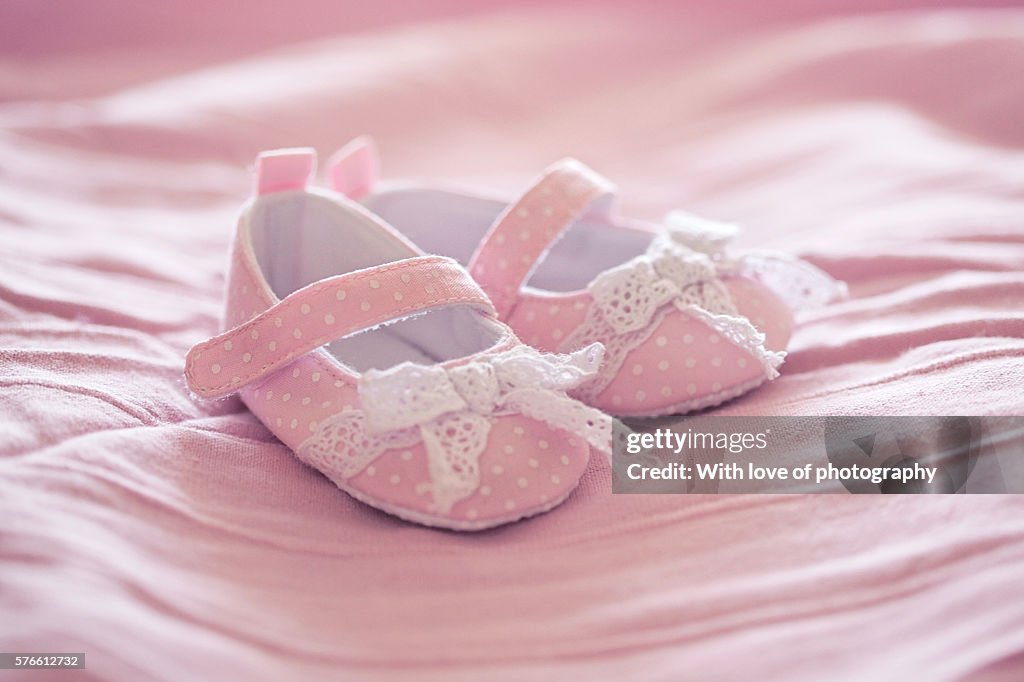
[328,137,846,418]
[184,148,611,531]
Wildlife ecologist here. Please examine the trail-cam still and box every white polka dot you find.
[466,509,478,520]
[709,334,720,344]
[308,421,317,432]
[549,305,560,315]
[711,356,722,367]
[274,317,282,328]
[301,397,311,406]
[517,477,528,489]
[369,279,380,289]
[210,363,221,375]
[401,273,411,284]
[300,303,310,314]
[393,292,404,301]
[292,329,302,339]
[516,207,529,218]
[538,440,549,450]
[574,301,586,311]
[250,329,259,340]
[513,426,525,436]
[336,289,347,300]
[230,376,240,384]
[687,384,697,395]
[635,390,646,401]
[503,445,515,455]
[552,329,563,340]
[389,474,400,485]
[683,334,694,344]
[495,234,506,245]
[312,372,321,382]
[324,313,335,325]
[424,285,436,294]
[550,474,561,484]
[611,395,623,406]
[519,230,530,241]
[290,418,298,429]
[265,391,273,401]
[223,340,233,351]
[528,458,539,469]
[498,258,508,269]
[712,382,722,392]
[360,302,370,312]
[366,466,376,476]
[655,336,668,347]
[632,364,644,376]
[401,450,413,461]
[282,393,291,402]
[542,206,554,217]
[276,417,282,426]
[320,401,332,409]
[521,254,531,265]
[492,465,504,475]
[560,455,570,466]
[737,358,748,368]
[243,352,252,363]
[658,360,669,371]
[525,311,536,321]
[685,358,696,368]
[480,485,492,497]
[334,380,343,388]
[292,368,300,378]
[661,386,672,397]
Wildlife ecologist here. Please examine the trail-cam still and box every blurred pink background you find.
[2,2,1023,681]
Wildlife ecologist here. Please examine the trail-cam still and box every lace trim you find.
[730,251,848,311]
[296,409,421,481]
[297,344,611,515]
[560,210,842,399]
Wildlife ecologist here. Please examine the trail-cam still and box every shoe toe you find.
[345,414,590,529]
[590,276,793,416]
[726,275,793,352]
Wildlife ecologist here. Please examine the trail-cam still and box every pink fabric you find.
[2,2,1024,680]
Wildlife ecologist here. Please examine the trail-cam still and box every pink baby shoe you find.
[185,148,611,531]
[327,137,846,417]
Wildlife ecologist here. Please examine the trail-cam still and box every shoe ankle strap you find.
[467,159,617,319]
[185,256,495,399]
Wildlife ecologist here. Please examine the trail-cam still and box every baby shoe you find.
[327,137,846,417]
[184,148,611,531]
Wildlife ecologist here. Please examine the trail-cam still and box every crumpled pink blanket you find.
[2,2,1023,680]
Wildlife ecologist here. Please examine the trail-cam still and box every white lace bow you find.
[588,211,746,336]
[298,344,612,515]
[563,211,797,402]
